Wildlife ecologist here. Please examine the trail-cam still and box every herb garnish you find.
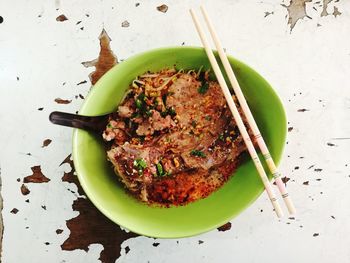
[135,93,146,111]
[190,150,206,158]
[198,82,209,94]
[161,107,176,118]
[156,162,164,176]
[134,158,147,175]
[135,98,143,109]
[168,107,176,116]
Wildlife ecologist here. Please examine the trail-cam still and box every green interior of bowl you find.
[72,46,286,238]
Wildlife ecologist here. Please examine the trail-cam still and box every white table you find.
[1,1,350,262]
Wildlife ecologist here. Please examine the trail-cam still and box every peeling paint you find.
[321,0,333,16]
[56,14,68,22]
[333,6,341,17]
[42,139,52,148]
[59,31,140,261]
[76,80,87,86]
[283,0,342,31]
[20,184,30,195]
[24,166,50,183]
[264,11,274,18]
[82,29,118,85]
[54,98,72,104]
[10,208,18,214]
[121,20,130,27]
[217,222,232,232]
[282,0,312,31]
[157,4,169,13]
[61,187,138,263]
[60,154,84,196]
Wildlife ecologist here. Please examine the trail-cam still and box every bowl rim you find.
[72,45,287,238]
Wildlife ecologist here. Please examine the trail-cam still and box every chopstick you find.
[199,6,296,215]
[190,9,283,218]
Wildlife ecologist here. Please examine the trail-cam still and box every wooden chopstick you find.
[190,9,283,218]
[199,6,296,215]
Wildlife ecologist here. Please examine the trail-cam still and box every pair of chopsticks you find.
[190,6,295,217]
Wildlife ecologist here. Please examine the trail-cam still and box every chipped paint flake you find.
[264,11,274,18]
[157,4,168,13]
[333,6,341,17]
[321,0,332,16]
[77,80,87,86]
[42,139,52,148]
[24,166,50,183]
[217,222,232,232]
[59,32,141,261]
[61,196,138,263]
[10,208,19,214]
[54,98,72,104]
[20,184,30,195]
[121,20,130,27]
[282,0,312,31]
[82,29,118,85]
[61,156,84,195]
[56,14,68,22]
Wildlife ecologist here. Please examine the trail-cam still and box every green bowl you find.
[72,46,286,238]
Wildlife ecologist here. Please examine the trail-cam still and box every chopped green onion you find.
[219,133,224,141]
[156,162,164,176]
[145,109,152,117]
[198,82,209,94]
[135,99,143,109]
[131,112,140,119]
[168,107,176,116]
[190,150,206,158]
[134,158,147,174]
[137,93,146,101]
[205,115,212,121]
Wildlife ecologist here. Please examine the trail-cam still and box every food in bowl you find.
[102,67,251,206]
